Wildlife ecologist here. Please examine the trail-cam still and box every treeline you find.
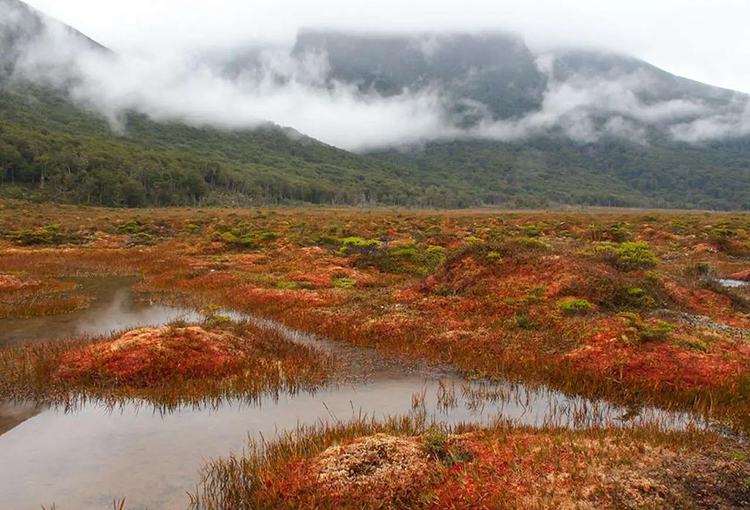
[371,137,750,211]
[0,119,428,207]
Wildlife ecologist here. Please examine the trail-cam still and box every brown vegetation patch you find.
[313,433,428,502]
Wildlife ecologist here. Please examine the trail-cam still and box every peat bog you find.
[1,202,749,509]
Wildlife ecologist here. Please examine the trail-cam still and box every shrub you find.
[7,224,84,246]
[521,286,547,305]
[219,232,256,249]
[356,243,446,275]
[486,251,502,263]
[619,312,674,343]
[515,313,534,330]
[340,237,382,255]
[115,219,147,235]
[512,237,551,252]
[674,337,709,352]
[520,224,542,237]
[275,281,298,290]
[623,287,656,309]
[685,262,715,279]
[596,242,658,271]
[557,298,593,315]
[126,232,157,246]
[422,428,447,458]
[332,276,356,289]
[587,223,632,242]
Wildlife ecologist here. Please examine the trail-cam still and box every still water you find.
[0,279,698,510]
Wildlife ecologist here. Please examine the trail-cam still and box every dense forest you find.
[2,84,750,209]
[0,86,435,207]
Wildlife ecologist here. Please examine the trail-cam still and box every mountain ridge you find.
[1,0,749,209]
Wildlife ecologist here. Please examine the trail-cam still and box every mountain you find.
[289,30,750,209]
[292,30,547,123]
[1,1,750,209]
[0,1,436,207]
[0,0,107,81]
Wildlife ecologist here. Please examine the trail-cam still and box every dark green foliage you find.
[514,313,535,330]
[0,87,435,208]
[353,242,446,275]
[371,137,750,210]
[4,82,750,209]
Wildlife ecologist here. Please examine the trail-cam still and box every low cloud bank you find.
[5,3,750,151]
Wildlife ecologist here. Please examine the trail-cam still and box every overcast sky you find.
[21,0,750,94]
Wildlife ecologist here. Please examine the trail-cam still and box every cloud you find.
[5,1,750,151]
[669,101,750,142]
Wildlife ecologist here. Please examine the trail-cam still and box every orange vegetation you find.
[202,423,750,510]
[1,202,749,426]
[56,326,243,386]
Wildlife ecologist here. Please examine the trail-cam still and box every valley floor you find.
[1,201,750,508]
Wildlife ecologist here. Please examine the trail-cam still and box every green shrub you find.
[219,231,255,249]
[619,312,674,343]
[332,276,356,289]
[521,286,547,305]
[513,237,551,251]
[340,237,382,255]
[312,234,341,247]
[558,298,593,315]
[623,287,656,309]
[486,251,502,263]
[520,224,542,237]
[515,313,534,330]
[422,428,447,458]
[275,281,298,290]
[674,337,709,352]
[588,223,632,242]
[115,220,146,235]
[685,262,714,279]
[596,242,658,271]
[258,232,280,241]
[7,224,84,246]
[392,247,420,261]
[126,232,157,246]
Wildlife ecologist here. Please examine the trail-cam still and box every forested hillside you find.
[1,0,750,209]
[0,87,438,207]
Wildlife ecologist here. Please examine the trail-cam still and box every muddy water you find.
[0,279,698,510]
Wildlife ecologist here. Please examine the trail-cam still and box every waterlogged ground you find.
[0,276,202,349]
[0,279,699,510]
[1,204,750,509]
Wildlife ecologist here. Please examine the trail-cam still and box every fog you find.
[5,0,750,150]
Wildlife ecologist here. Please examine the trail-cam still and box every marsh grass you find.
[2,205,750,432]
[189,415,749,510]
[0,275,89,318]
[0,318,336,408]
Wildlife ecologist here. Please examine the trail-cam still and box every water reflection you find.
[0,279,702,510]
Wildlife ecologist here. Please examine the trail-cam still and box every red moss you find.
[56,326,243,386]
